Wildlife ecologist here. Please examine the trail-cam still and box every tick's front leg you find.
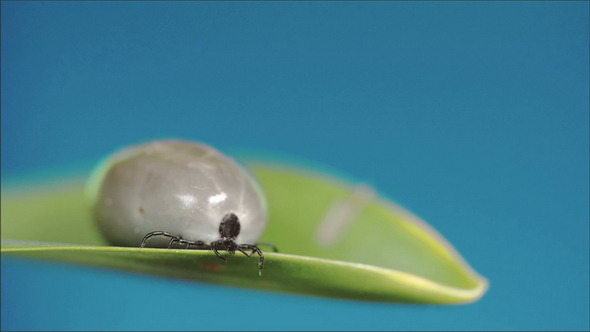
[211,245,227,261]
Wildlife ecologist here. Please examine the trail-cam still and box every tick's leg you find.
[179,239,204,249]
[237,248,258,258]
[141,231,181,248]
[239,244,264,275]
[257,242,279,253]
[211,246,227,262]
[167,237,179,248]
[237,247,251,257]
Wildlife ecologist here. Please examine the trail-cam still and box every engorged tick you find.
[89,139,277,276]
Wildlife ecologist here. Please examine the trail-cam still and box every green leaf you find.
[1,162,487,304]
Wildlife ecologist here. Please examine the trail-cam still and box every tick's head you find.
[219,213,241,240]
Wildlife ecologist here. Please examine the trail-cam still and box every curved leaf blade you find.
[1,162,488,304]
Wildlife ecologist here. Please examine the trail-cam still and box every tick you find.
[89,139,276,275]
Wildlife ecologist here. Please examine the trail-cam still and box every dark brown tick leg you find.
[167,237,179,248]
[239,244,264,275]
[141,231,182,248]
[237,247,250,256]
[211,246,226,261]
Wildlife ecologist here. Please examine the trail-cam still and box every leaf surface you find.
[1,162,487,304]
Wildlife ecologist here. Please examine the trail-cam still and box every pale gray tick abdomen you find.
[89,139,268,247]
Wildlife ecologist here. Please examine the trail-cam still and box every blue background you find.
[1,1,588,330]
